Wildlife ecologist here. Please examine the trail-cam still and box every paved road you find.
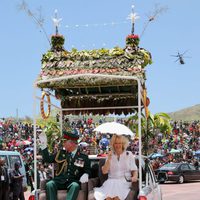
[161,181,200,200]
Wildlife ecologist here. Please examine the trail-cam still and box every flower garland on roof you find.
[38,34,152,88]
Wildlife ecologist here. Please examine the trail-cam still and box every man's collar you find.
[71,149,77,157]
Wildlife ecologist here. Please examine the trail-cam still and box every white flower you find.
[52,9,62,27]
[127,12,140,23]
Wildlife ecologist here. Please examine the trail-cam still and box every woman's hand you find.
[107,151,112,161]
[102,151,112,174]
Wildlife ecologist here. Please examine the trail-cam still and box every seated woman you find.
[94,134,138,200]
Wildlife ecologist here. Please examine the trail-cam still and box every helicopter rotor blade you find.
[175,58,180,62]
[181,50,189,56]
[183,56,191,58]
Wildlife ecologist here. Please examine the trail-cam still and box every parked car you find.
[155,162,200,184]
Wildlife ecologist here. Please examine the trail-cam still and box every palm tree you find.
[126,112,172,155]
[148,112,172,136]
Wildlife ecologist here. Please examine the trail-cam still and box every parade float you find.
[33,7,152,198]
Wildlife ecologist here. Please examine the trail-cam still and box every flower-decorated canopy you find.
[35,33,152,115]
[36,4,152,116]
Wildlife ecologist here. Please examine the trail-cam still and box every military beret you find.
[63,129,79,141]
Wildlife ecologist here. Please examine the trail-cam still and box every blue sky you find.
[0,0,200,118]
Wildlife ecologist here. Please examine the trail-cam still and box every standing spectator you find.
[193,159,199,170]
[30,162,42,191]
[24,160,31,187]
[0,158,9,200]
[10,162,25,200]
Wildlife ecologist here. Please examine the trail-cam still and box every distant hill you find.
[168,104,200,121]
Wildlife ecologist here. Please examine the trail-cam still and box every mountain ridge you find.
[168,104,200,121]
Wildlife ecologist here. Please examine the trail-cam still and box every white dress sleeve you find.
[128,151,138,171]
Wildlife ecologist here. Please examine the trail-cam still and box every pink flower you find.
[126,34,139,40]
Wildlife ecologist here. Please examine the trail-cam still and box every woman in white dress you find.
[94,135,138,200]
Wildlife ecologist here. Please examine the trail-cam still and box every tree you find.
[126,112,172,155]
[37,115,61,152]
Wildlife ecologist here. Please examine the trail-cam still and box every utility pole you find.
[16,108,19,123]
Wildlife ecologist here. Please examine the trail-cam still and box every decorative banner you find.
[142,88,149,118]
[65,21,129,29]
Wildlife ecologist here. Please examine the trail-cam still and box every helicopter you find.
[171,50,190,65]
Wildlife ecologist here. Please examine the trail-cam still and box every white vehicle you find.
[138,157,162,200]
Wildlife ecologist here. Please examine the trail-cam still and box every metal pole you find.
[16,108,19,123]
[137,79,142,192]
[33,86,38,199]
[60,110,63,137]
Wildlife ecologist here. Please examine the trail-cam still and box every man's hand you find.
[131,176,138,183]
[131,171,138,183]
[79,173,89,183]
[39,131,47,150]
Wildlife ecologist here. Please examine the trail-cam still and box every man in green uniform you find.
[39,129,91,200]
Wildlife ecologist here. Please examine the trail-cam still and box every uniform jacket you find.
[41,148,91,185]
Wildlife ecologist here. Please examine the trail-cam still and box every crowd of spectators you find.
[0,118,200,186]
[148,120,200,170]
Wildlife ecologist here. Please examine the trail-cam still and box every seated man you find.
[39,128,91,200]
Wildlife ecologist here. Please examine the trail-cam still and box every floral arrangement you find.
[51,34,65,50]
[126,34,140,46]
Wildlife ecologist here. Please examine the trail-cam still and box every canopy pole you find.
[137,79,142,192]
[33,86,38,199]
[60,110,63,139]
